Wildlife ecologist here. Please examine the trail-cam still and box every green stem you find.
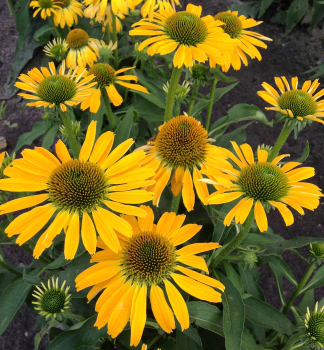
[171,191,181,213]
[5,0,16,20]
[111,10,119,70]
[187,82,199,116]
[124,58,139,104]
[140,59,145,72]
[60,111,81,157]
[106,24,111,44]
[6,213,14,222]
[0,250,22,277]
[205,76,218,132]
[164,67,182,122]
[211,210,254,267]
[49,16,61,39]
[102,88,116,128]
[175,102,180,116]
[267,124,291,162]
[147,334,161,349]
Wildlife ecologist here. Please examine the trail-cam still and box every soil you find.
[0,0,324,349]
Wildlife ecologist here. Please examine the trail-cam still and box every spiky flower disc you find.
[32,277,71,319]
[15,60,96,112]
[258,76,324,129]
[0,121,155,260]
[53,0,83,28]
[130,4,238,68]
[205,142,322,232]
[44,38,68,62]
[76,206,224,346]
[30,0,61,19]
[303,302,324,349]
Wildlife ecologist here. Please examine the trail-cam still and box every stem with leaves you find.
[205,76,218,132]
[267,124,291,162]
[60,111,81,157]
[49,16,62,39]
[164,67,182,122]
[102,88,116,129]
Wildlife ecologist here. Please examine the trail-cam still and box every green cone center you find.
[38,0,54,9]
[37,75,77,105]
[306,312,324,346]
[48,159,108,212]
[54,0,71,8]
[238,162,289,202]
[88,63,115,87]
[214,12,242,38]
[278,90,317,118]
[164,12,208,46]
[40,289,66,314]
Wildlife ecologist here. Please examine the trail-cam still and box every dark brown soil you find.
[1,0,324,348]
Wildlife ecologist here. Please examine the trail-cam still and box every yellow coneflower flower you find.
[136,115,228,211]
[76,206,224,346]
[30,0,61,19]
[141,0,180,17]
[0,121,155,260]
[53,0,83,27]
[210,10,272,72]
[258,76,324,126]
[204,142,322,232]
[44,38,68,61]
[130,4,238,68]
[81,63,149,111]
[84,0,138,16]
[15,60,96,112]
[65,29,100,69]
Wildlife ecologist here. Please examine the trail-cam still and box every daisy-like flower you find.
[15,60,96,112]
[65,29,100,69]
[44,38,68,62]
[136,115,228,211]
[53,0,83,28]
[141,0,180,18]
[76,206,224,346]
[303,302,324,349]
[0,121,155,260]
[210,10,272,72]
[30,0,61,19]
[205,142,322,232]
[32,277,71,319]
[258,76,324,127]
[83,0,140,16]
[130,4,238,68]
[81,63,149,111]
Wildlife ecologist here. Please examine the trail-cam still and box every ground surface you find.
[0,0,324,349]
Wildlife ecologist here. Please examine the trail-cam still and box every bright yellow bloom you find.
[53,0,83,28]
[30,0,61,19]
[258,76,324,125]
[0,121,155,260]
[210,10,272,72]
[136,115,228,211]
[205,142,322,232]
[81,63,149,111]
[130,4,238,68]
[76,207,224,345]
[65,29,100,69]
[141,0,180,17]
[15,60,96,112]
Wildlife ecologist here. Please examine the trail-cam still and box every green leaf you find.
[301,264,324,293]
[46,315,107,350]
[23,270,42,285]
[34,24,53,42]
[42,123,60,150]
[209,68,237,83]
[259,0,275,17]
[298,290,315,315]
[132,90,165,109]
[34,318,59,350]
[223,262,244,295]
[295,140,309,163]
[269,262,286,305]
[216,123,252,149]
[311,0,324,30]
[14,121,51,153]
[285,0,309,34]
[218,273,244,350]
[176,328,203,350]
[242,233,275,246]
[243,296,295,334]
[239,266,265,301]
[112,107,134,150]
[263,256,298,286]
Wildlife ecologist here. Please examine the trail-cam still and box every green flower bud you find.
[133,42,149,61]
[309,243,324,265]
[190,64,208,82]
[303,302,324,349]
[242,251,258,270]
[59,121,83,143]
[163,81,191,103]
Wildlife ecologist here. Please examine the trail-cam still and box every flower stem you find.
[147,334,161,349]
[140,59,145,72]
[171,191,181,213]
[124,58,138,104]
[102,88,116,129]
[111,10,119,70]
[5,0,16,20]
[60,111,81,157]
[0,249,22,277]
[211,210,255,267]
[49,16,62,39]
[164,67,182,122]
[267,124,291,162]
[187,82,199,116]
[205,76,218,132]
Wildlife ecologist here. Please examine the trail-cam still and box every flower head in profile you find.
[210,10,272,72]
[76,206,224,346]
[44,38,68,62]
[32,277,71,319]
[163,81,190,103]
[303,302,324,349]
[258,76,324,130]
[141,0,180,18]
[15,61,96,112]
[205,142,322,232]
[0,121,155,260]
[30,0,61,19]
[66,29,100,68]
[309,243,324,265]
[137,115,228,211]
[130,4,238,68]
[81,63,149,111]
[97,40,118,61]
[53,0,83,28]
